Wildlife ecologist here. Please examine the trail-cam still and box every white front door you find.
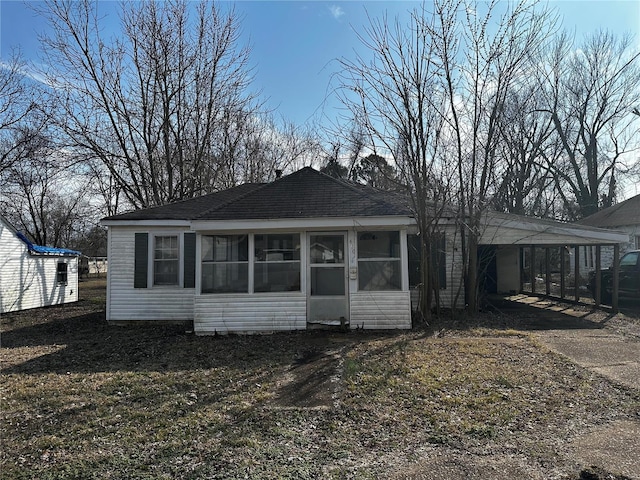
[307,232,349,325]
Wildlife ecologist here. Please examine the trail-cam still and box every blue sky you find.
[2,0,639,128]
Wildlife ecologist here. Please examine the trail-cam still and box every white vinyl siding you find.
[194,293,306,334]
[407,228,463,310]
[107,227,194,322]
[106,225,417,330]
[426,229,464,309]
[0,219,78,313]
[350,291,411,329]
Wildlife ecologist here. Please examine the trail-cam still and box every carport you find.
[478,212,629,312]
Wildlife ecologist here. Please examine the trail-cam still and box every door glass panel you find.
[310,235,344,264]
[311,267,345,296]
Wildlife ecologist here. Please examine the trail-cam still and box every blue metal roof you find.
[16,232,81,256]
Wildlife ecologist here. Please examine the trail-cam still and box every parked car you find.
[588,250,640,304]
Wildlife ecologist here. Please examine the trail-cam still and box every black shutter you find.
[183,232,196,289]
[134,233,148,288]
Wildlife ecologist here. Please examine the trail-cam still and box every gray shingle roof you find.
[102,183,264,221]
[103,167,413,222]
[576,194,640,228]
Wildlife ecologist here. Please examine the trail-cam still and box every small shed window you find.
[57,262,68,284]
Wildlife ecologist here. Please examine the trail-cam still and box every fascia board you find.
[101,219,192,227]
[190,216,416,232]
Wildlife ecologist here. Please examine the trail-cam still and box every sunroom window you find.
[201,235,248,293]
[254,234,301,292]
[358,231,401,291]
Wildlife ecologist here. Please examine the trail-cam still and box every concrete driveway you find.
[537,328,639,389]
[502,295,640,479]
[503,294,640,390]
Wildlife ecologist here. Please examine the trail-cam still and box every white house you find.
[101,168,628,334]
[573,194,640,278]
[0,215,81,314]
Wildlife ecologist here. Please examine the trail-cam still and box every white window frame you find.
[151,233,181,287]
[356,230,402,291]
[254,233,302,293]
[201,234,249,294]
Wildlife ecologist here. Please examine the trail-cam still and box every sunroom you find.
[191,226,412,334]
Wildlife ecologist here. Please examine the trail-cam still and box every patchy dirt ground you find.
[1,280,639,479]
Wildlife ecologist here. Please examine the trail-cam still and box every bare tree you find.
[1,131,89,247]
[431,0,557,311]
[0,51,45,177]
[540,31,640,219]
[37,0,259,209]
[337,0,560,314]
[216,113,318,187]
[319,143,349,179]
[492,87,561,217]
[336,5,453,320]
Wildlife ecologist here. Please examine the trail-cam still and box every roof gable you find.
[1,214,80,256]
[577,194,640,228]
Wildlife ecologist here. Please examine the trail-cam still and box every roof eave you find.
[101,219,192,227]
[190,216,416,232]
[482,213,629,244]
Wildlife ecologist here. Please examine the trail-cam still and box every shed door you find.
[308,233,348,325]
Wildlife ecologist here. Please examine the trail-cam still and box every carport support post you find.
[612,244,619,313]
[574,245,580,303]
[519,247,524,293]
[530,246,536,294]
[545,248,551,295]
[560,247,566,299]
[595,246,601,307]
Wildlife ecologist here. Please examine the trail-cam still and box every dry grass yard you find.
[1,279,638,479]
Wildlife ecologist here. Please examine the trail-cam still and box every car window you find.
[619,252,639,268]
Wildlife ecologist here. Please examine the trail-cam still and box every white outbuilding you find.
[0,214,81,314]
